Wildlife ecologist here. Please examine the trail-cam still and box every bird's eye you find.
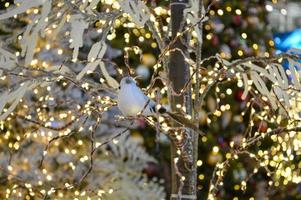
[118,86,121,89]
[125,78,132,84]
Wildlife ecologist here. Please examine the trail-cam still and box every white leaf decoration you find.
[236,65,248,100]
[276,63,289,87]
[0,91,8,113]
[0,48,17,76]
[184,0,205,44]
[76,42,107,80]
[119,0,150,27]
[69,14,89,62]
[0,81,38,120]
[20,0,52,66]
[52,14,67,38]
[242,62,275,82]
[76,62,99,80]
[241,73,249,100]
[99,61,119,89]
[0,0,46,20]
[88,41,107,62]
[250,71,277,110]
[287,58,301,89]
[269,64,290,107]
[287,48,301,55]
[86,0,101,15]
[223,50,301,114]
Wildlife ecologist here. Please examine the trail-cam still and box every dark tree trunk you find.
[168,0,200,199]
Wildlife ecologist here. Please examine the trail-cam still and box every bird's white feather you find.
[118,77,156,116]
[117,77,203,135]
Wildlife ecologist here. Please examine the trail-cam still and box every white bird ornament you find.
[117,76,203,135]
[117,76,165,117]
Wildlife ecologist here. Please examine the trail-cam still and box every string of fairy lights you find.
[0,0,300,199]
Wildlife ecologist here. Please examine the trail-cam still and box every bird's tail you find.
[157,106,167,114]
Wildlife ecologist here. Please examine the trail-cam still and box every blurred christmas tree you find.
[202,0,274,59]
[106,0,300,199]
[0,0,300,200]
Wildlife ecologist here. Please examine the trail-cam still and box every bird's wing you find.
[143,93,156,107]
[117,83,157,116]
[118,84,144,116]
[130,86,155,116]
[141,91,157,113]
